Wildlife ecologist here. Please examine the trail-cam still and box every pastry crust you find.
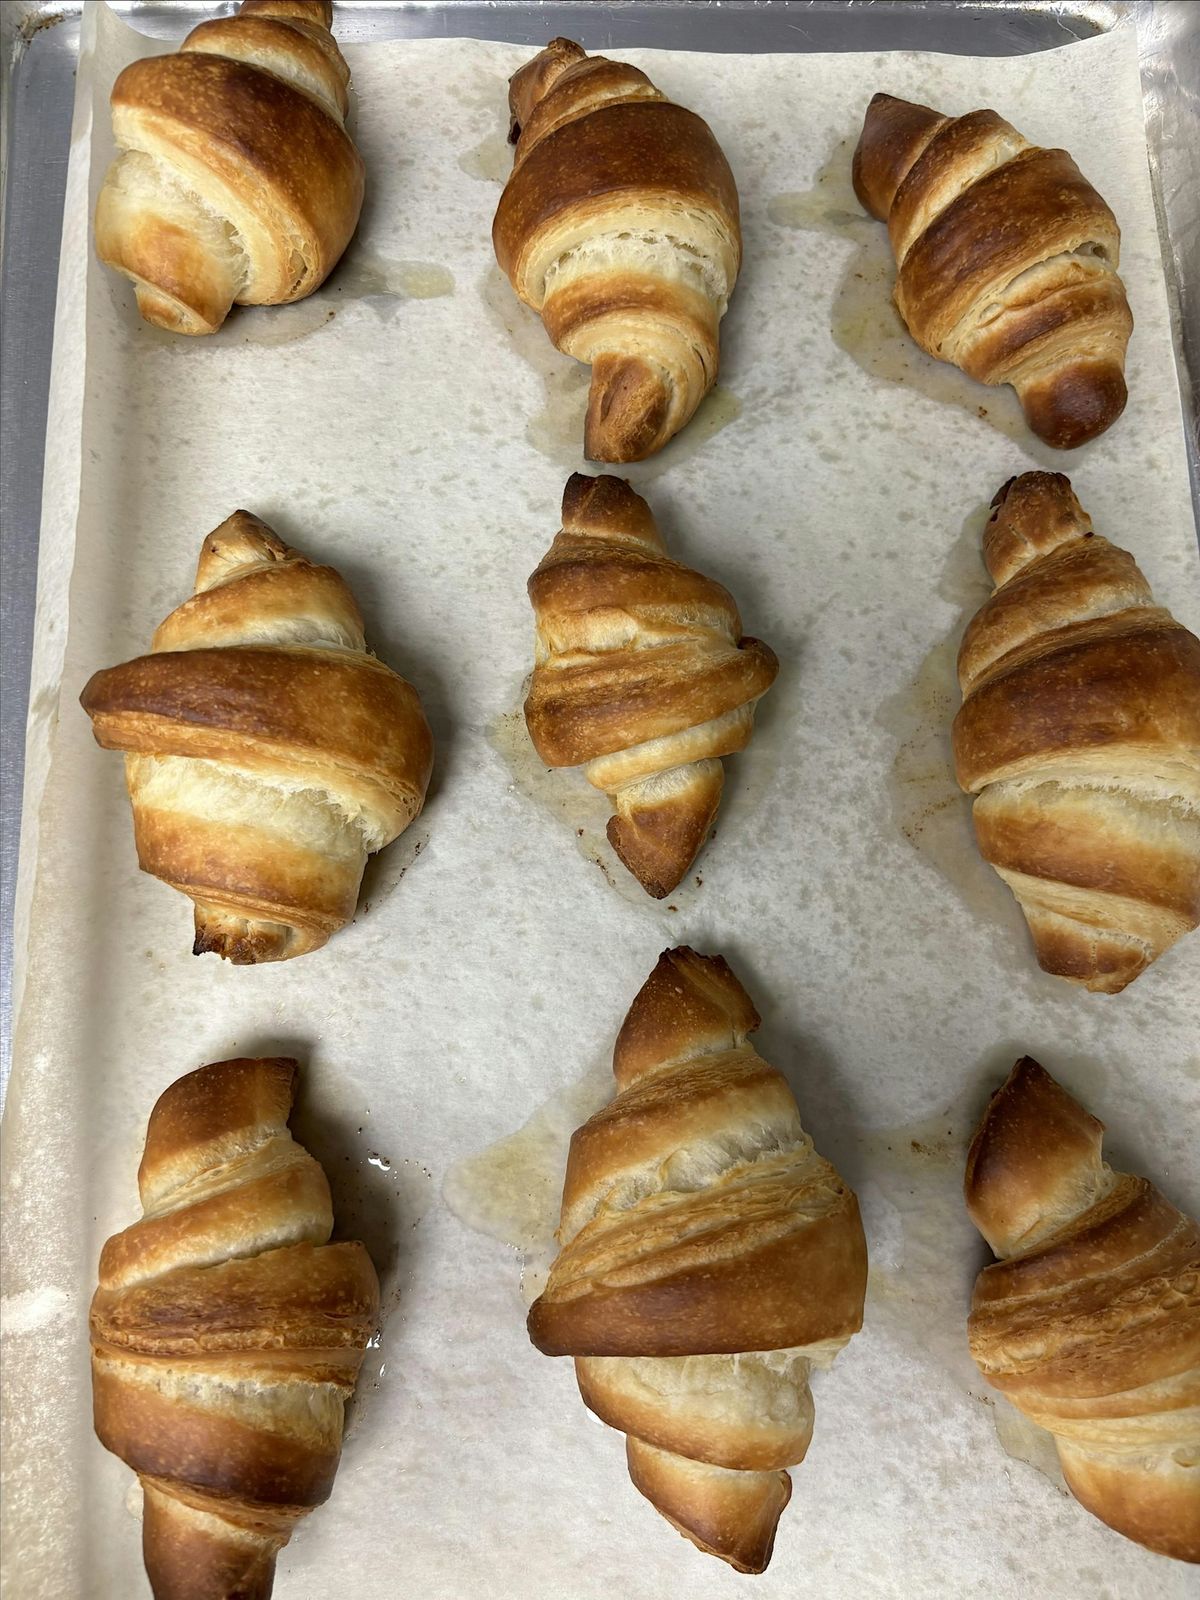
[493,38,741,462]
[528,949,867,1572]
[80,510,433,962]
[95,0,363,334]
[90,1058,381,1599]
[524,474,777,898]
[966,1059,1200,1563]
[952,473,1200,992]
[853,92,1132,448]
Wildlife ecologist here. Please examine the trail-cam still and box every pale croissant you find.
[953,472,1200,992]
[96,0,364,335]
[493,37,741,462]
[91,1057,381,1598]
[80,511,433,963]
[529,948,868,1573]
[966,1057,1199,1563]
[524,474,777,898]
[853,92,1133,448]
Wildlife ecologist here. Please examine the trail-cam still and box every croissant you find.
[966,1057,1200,1563]
[953,472,1200,993]
[80,510,433,963]
[95,0,364,335]
[528,948,868,1573]
[852,92,1133,448]
[91,1057,381,1599]
[493,37,741,462]
[524,474,777,898]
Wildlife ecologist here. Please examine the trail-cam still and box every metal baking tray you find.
[1,0,1197,1105]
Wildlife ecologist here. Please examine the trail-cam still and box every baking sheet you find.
[3,5,1200,1596]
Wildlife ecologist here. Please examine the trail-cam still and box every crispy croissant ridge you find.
[80,511,433,964]
[966,1058,1200,1563]
[853,92,1132,448]
[95,0,364,335]
[493,38,741,462]
[953,472,1200,994]
[525,475,777,898]
[91,1058,381,1600]
[529,949,867,1573]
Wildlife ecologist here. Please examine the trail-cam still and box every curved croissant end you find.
[95,0,363,334]
[80,510,433,963]
[852,92,1133,448]
[528,949,867,1572]
[524,475,777,897]
[966,1059,1200,1563]
[91,1058,381,1599]
[493,39,741,462]
[952,473,1200,992]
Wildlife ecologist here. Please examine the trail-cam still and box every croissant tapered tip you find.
[507,36,587,142]
[626,1437,791,1574]
[585,354,674,463]
[236,0,335,31]
[560,472,660,544]
[965,1058,1108,1258]
[1016,360,1129,450]
[607,761,724,899]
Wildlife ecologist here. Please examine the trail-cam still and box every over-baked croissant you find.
[966,1057,1200,1563]
[524,474,777,897]
[493,38,741,462]
[529,949,868,1573]
[853,92,1133,448]
[91,1057,381,1599]
[96,0,364,335]
[952,473,1200,992]
[80,510,433,963]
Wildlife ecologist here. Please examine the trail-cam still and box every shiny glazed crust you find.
[852,92,1132,448]
[965,1059,1200,1563]
[952,472,1200,992]
[95,0,363,334]
[80,510,433,963]
[527,949,867,1572]
[493,38,741,461]
[90,1058,381,1599]
[524,474,777,898]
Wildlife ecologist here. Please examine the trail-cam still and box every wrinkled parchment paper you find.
[3,8,1198,1597]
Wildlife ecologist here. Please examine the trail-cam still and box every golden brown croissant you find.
[524,474,777,898]
[853,92,1133,448]
[966,1057,1200,1563]
[953,472,1200,993]
[95,0,364,335]
[493,38,741,462]
[529,949,868,1573]
[91,1057,381,1599]
[80,510,433,963]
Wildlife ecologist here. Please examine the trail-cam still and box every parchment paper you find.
[3,7,1199,1598]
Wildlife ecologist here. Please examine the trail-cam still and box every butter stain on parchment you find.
[150,250,458,349]
[489,704,655,909]
[443,1063,613,1304]
[763,148,1059,458]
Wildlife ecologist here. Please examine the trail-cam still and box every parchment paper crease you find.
[2,9,1198,1598]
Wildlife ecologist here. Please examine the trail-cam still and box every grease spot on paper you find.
[1,1285,71,1336]
[443,1063,613,1303]
[458,132,511,183]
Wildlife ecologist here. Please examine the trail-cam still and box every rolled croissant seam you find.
[524,474,777,898]
[529,948,867,1572]
[953,471,1200,992]
[853,91,1133,448]
[95,0,364,334]
[494,37,741,462]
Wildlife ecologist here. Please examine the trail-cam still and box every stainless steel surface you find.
[1,0,1195,1110]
